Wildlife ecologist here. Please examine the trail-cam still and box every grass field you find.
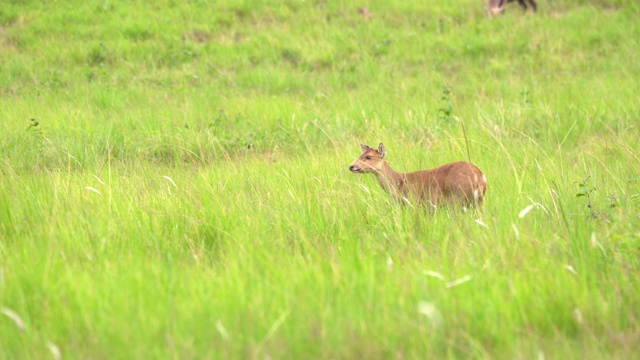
[1,0,640,358]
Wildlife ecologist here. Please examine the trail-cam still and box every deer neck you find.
[375,161,403,196]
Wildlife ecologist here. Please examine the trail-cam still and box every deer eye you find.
[365,156,372,160]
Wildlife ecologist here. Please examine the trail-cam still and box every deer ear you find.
[378,143,386,159]
[360,143,371,154]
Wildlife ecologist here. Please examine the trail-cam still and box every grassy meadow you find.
[1,0,640,358]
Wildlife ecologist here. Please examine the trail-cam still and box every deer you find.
[348,143,487,210]
[487,0,537,15]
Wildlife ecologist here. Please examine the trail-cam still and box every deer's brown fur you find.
[349,143,487,209]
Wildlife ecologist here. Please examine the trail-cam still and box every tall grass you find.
[1,0,639,358]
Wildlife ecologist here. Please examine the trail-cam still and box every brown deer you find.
[488,0,537,15]
[348,143,487,209]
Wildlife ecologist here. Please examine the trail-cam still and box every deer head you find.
[349,143,387,173]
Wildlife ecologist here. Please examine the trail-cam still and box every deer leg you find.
[527,0,538,11]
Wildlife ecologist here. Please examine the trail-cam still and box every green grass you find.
[1,0,640,358]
